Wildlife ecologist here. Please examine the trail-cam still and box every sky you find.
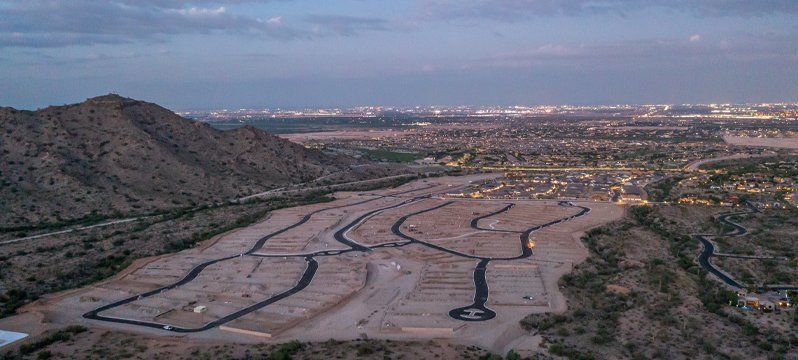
[1,0,797,110]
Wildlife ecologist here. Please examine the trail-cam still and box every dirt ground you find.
[724,135,798,149]
[0,174,625,358]
[518,205,798,359]
[5,326,488,360]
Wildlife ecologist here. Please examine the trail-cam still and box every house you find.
[590,191,610,201]
[735,289,793,313]
[737,295,760,309]
[621,186,643,202]
[777,291,793,308]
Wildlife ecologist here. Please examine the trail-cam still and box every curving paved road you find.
[696,235,744,289]
[694,206,759,289]
[84,257,319,332]
[449,259,496,321]
[469,204,521,233]
[692,204,797,291]
[83,185,437,332]
[391,200,591,321]
[83,188,593,330]
[332,198,422,252]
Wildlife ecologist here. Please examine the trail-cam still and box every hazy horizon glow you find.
[1,0,797,110]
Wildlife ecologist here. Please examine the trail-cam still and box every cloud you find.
[173,6,229,16]
[7,50,173,66]
[471,34,798,69]
[421,0,798,21]
[306,15,392,36]
[0,33,132,48]
[0,0,305,48]
[267,16,285,26]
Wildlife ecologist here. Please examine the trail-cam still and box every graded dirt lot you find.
[279,129,414,143]
[0,174,624,356]
[724,135,798,149]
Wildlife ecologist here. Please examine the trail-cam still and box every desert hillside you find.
[0,94,354,227]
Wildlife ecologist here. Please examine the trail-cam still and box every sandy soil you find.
[0,174,624,357]
[723,135,798,149]
[278,129,414,143]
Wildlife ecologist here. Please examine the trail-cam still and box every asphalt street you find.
[691,204,798,291]
[390,200,591,321]
[83,189,594,331]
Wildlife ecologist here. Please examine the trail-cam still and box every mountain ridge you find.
[0,94,355,227]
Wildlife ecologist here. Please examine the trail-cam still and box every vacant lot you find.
[0,175,623,357]
[724,135,798,149]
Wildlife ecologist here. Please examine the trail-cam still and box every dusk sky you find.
[1,0,797,110]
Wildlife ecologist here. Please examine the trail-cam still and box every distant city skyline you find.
[1,0,797,110]
[180,102,798,113]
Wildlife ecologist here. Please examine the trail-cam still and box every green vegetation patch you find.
[519,205,796,359]
[702,155,798,176]
[361,148,424,162]
[14,326,87,357]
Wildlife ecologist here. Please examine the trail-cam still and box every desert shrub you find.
[18,326,86,355]
[547,342,595,360]
[270,340,304,360]
[355,343,374,355]
[0,288,29,317]
[520,313,570,332]
[505,349,521,360]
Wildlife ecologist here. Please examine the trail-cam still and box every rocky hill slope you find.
[0,94,354,227]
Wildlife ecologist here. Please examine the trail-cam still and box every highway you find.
[235,173,418,203]
[467,165,683,172]
[76,178,797,334]
[0,217,141,247]
[6,174,425,248]
[683,152,775,172]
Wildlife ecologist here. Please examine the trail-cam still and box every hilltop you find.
[0,94,355,227]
